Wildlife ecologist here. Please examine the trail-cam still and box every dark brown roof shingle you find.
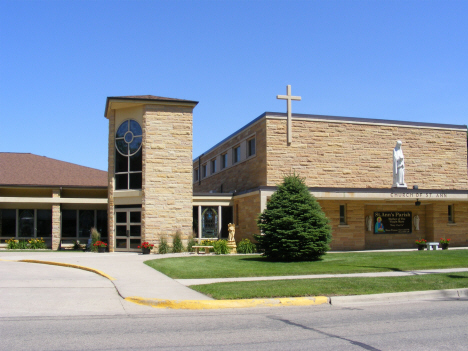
[0,153,108,188]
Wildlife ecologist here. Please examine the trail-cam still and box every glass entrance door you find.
[115,209,141,251]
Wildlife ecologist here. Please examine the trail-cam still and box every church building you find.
[1,92,467,251]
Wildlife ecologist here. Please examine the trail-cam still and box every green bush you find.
[172,231,184,253]
[256,174,332,261]
[236,238,256,254]
[159,237,170,254]
[28,238,47,249]
[213,239,230,255]
[18,240,29,250]
[5,238,19,249]
[187,236,196,252]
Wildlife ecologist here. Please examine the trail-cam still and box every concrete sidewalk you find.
[0,251,212,301]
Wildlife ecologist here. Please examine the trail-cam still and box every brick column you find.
[51,189,61,250]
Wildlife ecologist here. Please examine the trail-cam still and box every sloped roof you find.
[0,153,108,188]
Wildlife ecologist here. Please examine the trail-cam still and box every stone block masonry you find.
[194,118,267,193]
[142,105,194,247]
[266,118,467,190]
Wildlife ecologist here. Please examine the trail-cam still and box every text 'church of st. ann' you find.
[1,90,467,251]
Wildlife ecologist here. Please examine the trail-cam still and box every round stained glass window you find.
[115,120,142,156]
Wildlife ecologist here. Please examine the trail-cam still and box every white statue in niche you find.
[366,216,372,232]
[392,140,407,188]
[413,215,420,231]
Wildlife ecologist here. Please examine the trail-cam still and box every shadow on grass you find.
[355,265,405,272]
[447,274,468,279]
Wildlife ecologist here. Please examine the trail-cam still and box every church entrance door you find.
[115,209,141,251]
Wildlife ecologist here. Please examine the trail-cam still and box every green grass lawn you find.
[190,272,468,299]
[144,250,468,279]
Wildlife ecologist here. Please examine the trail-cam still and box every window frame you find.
[114,119,143,190]
[211,159,217,174]
[233,146,241,164]
[194,168,199,182]
[448,204,455,223]
[339,205,347,225]
[0,209,53,238]
[202,164,207,178]
[221,153,228,169]
[247,137,256,157]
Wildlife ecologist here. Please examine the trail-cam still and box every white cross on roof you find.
[277,85,301,144]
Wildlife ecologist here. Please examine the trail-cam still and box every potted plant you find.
[415,238,426,250]
[439,238,451,250]
[93,241,107,253]
[138,242,154,255]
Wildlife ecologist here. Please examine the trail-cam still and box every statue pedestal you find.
[227,240,237,254]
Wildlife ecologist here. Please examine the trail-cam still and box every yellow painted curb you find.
[125,296,329,309]
[18,260,115,281]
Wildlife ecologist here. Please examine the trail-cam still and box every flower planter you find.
[142,248,151,255]
[98,247,106,253]
[417,245,425,251]
[441,243,449,250]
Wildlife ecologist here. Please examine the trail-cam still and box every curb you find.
[18,259,116,281]
[330,288,468,306]
[125,296,330,309]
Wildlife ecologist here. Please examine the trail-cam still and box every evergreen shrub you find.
[256,174,332,261]
[187,236,196,252]
[158,237,170,254]
[172,230,184,253]
[236,238,256,254]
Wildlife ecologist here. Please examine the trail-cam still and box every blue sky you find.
[1,0,467,171]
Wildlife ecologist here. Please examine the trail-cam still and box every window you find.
[448,205,454,223]
[221,153,228,169]
[339,205,347,225]
[233,146,241,163]
[115,119,143,190]
[61,210,107,238]
[211,159,217,174]
[202,164,207,178]
[0,209,17,236]
[247,137,256,157]
[0,209,52,238]
[194,168,199,182]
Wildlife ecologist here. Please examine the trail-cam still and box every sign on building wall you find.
[374,212,412,234]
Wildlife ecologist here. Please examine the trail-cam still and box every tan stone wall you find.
[266,118,468,189]
[431,202,468,247]
[193,118,267,193]
[233,193,261,242]
[51,189,61,250]
[320,200,365,251]
[107,113,115,252]
[142,105,194,247]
